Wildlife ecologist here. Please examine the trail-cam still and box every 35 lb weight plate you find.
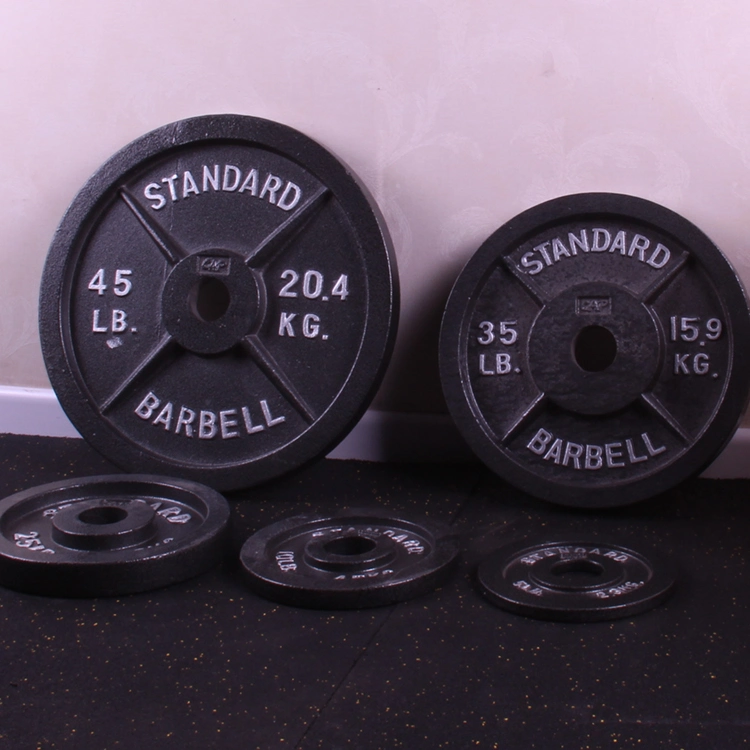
[40,115,398,491]
[477,540,675,622]
[440,193,750,507]
[0,475,230,597]
[240,510,459,609]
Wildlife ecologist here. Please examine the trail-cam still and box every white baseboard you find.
[697,428,750,479]
[0,385,747,477]
[0,386,83,439]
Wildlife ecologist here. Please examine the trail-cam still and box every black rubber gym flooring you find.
[0,433,748,748]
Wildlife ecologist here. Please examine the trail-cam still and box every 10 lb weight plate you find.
[240,510,459,609]
[40,115,398,491]
[440,193,750,507]
[0,475,230,597]
[477,540,675,622]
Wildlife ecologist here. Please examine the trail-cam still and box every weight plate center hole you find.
[573,325,617,372]
[324,535,377,557]
[78,506,128,525]
[550,559,604,579]
[51,499,159,552]
[190,277,231,323]
[161,251,263,355]
[532,556,613,593]
[303,531,397,573]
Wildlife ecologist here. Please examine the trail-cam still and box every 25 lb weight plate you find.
[40,115,398,491]
[0,475,230,597]
[477,540,675,622]
[240,510,459,609]
[440,193,750,507]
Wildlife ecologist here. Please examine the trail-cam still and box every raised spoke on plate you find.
[241,336,316,423]
[640,251,688,303]
[501,392,548,445]
[499,258,550,307]
[244,187,329,268]
[640,392,690,443]
[119,189,189,266]
[100,334,178,414]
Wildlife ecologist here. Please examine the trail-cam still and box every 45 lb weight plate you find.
[440,194,750,507]
[40,115,398,490]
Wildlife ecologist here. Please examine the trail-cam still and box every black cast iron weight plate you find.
[40,115,398,491]
[440,193,750,507]
[0,474,230,597]
[476,540,675,622]
[239,510,460,609]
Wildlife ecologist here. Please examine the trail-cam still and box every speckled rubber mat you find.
[0,434,748,749]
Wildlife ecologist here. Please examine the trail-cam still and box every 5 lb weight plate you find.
[440,193,750,507]
[40,115,398,490]
[0,475,230,597]
[240,510,459,609]
[477,540,675,622]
